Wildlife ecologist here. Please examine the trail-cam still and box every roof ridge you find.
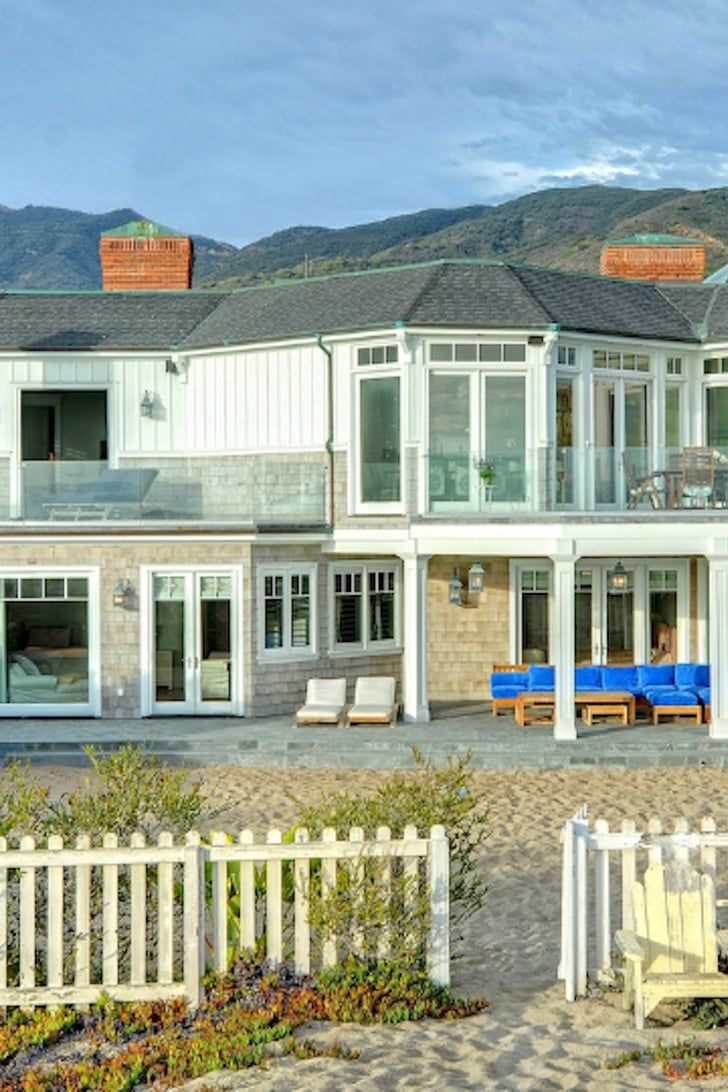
[654,282,720,341]
[401,263,451,322]
[507,264,559,325]
[171,292,233,350]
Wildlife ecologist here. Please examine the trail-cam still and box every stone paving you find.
[0,708,723,769]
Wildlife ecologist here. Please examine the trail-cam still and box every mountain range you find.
[3,184,728,291]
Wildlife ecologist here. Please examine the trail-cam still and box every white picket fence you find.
[0,823,449,1008]
[560,807,728,1001]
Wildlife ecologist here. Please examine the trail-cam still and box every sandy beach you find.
[29,764,728,1089]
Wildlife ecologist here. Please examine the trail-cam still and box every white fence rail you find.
[560,808,728,1001]
[0,823,449,1008]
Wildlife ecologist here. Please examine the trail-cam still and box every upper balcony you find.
[424,446,728,518]
[8,459,328,528]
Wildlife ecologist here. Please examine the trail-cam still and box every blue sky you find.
[2,0,728,246]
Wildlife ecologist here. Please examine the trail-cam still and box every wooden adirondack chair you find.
[616,862,728,1029]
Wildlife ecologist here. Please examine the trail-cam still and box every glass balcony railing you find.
[425,447,728,515]
[16,459,327,526]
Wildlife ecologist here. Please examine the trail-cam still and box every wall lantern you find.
[113,579,136,610]
[165,358,180,375]
[140,390,155,418]
[448,568,464,606]
[608,561,628,592]
[468,560,486,595]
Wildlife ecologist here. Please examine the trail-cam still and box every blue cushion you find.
[651,689,699,706]
[575,666,602,691]
[642,685,679,703]
[491,671,529,693]
[695,686,711,704]
[529,665,555,690]
[637,664,675,689]
[600,666,639,693]
[675,663,710,689]
[491,685,522,699]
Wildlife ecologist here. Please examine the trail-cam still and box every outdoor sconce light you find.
[608,561,628,592]
[468,560,486,595]
[165,358,180,375]
[140,391,155,418]
[448,568,464,606]
[113,579,136,610]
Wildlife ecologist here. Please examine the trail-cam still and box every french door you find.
[575,563,638,664]
[146,568,241,715]
[593,378,650,506]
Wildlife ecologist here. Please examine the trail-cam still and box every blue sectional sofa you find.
[490,663,710,723]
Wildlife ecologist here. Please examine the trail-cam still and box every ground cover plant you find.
[605,1037,728,1080]
[0,959,487,1090]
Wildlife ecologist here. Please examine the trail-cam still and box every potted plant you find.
[474,458,496,484]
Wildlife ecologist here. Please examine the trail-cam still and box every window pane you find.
[265,598,283,649]
[336,594,361,644]
[360,377,400,503]
[430,344,452,362]
[370,588,395,642]
[3,579,17,599]
[291,596,310,647]
[21,579,43,599]
[357,348,370,366]
[45,578,65,599]
[371,346,385,365]
[484,375,526,502]
[429,373,470,505]
[707,387,728,448]
[665,386,681,449]
[479,344,501,362]
[454,343,477,362]
[503,343,526,362]
[67,578,88,598]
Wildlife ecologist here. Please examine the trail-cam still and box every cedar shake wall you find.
[100,237,193,290]
[427,556,510,701]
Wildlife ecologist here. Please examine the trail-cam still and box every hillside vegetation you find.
[3,185,728,291]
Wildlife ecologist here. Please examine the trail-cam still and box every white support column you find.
[708,556,728,739]
[551,553,577,741]
[401,553,430,722]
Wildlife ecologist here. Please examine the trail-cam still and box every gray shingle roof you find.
[179,264,441,348]
[0,292,226,350]
[0,260,722,352]
[514,266,697,341]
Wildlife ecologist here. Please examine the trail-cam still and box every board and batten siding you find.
[3,346,329,457]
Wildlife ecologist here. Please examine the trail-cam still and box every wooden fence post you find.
[183,831,204,1008]
[594,819,611,981]
[427,824,449,988]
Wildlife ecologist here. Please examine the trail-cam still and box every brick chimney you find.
[100,219,194,290]
[600,233,706,282]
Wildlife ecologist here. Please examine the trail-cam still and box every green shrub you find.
[0,745,207,844]
[292,749,489,964]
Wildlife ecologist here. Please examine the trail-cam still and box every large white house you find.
[1,234,728,739]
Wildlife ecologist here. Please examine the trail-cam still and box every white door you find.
[149,570,239,714]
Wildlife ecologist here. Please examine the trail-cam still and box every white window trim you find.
[329,561,401,655]
[0,565,100,718]
[351,368,406,516]
[258,563,318,661]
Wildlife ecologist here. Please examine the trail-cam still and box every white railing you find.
[0,824,449,1008]
[560,808,728,1001]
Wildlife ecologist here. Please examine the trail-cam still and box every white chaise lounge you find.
[294,677,347,725]
[346,676,398,726]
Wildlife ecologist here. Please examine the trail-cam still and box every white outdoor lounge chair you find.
[346,675,398,726]
[294,677,346,725]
